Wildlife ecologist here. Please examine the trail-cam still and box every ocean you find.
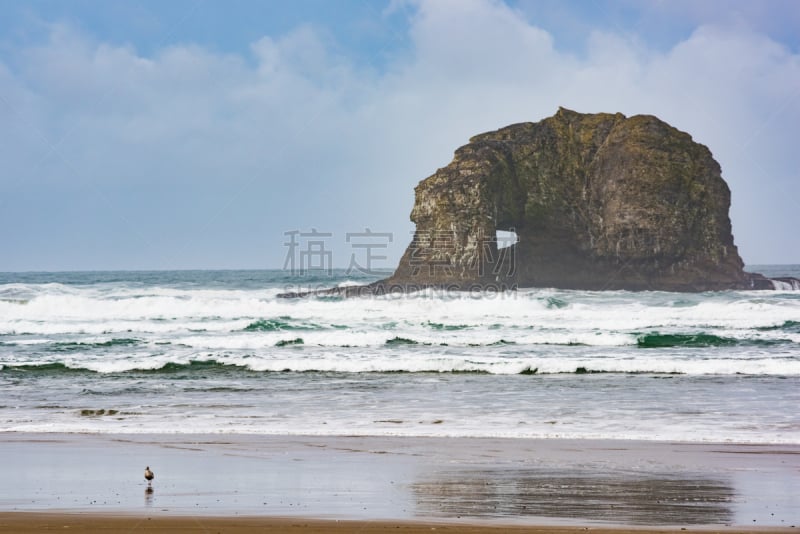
[1,267,799,443]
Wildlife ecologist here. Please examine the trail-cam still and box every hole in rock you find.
[496,229,518,249]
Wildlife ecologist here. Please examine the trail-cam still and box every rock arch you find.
[385,108,751,292]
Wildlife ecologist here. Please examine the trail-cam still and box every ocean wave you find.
[3,272,799,444]
[50,338,142,352]
[756,320,800,332]
[3,280,800,378]
[242,317,320,332]
[161,330,637,349]
[3,422,797,443]
[275,338,304,347]
[385,336,418,345]
[4,355,800,376]
[425,321,471,331]
[636,333,789,348]
[0,362,93,374]
[2,327,797,353]
[2,282,799,335]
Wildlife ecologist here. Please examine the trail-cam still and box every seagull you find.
[144,466,154,485]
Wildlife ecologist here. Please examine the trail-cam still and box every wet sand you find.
[0,434,798,531]
[0,513,794,533]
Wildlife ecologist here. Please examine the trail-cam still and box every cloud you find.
[0,0,797,270]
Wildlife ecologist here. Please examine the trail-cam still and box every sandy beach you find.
[1,513,795,533]
[1,434,798,532]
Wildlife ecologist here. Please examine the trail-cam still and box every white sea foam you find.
[771,278,800,290]
[5,346,798,376]
[2,274,800,442]
[2,283,797,333]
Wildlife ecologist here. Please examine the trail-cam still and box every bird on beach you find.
[144,466,154,485]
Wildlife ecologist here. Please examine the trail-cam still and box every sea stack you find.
[383,108,780,292]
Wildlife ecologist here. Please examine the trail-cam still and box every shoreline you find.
[1,433,798,530]
[1,512,796,534]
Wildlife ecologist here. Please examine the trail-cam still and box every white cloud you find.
[0,0,798,269]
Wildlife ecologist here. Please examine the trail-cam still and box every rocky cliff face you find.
[385,107,756,292]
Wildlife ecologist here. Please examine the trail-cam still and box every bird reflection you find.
[144,486,154,507]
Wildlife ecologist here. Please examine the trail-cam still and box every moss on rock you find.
[387,108,752,291]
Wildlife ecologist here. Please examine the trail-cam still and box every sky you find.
[1,0,798,271]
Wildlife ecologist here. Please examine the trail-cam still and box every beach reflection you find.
[413,469,735,525]
[144,486,154,507]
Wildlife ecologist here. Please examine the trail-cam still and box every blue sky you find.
[1,0,798,271]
